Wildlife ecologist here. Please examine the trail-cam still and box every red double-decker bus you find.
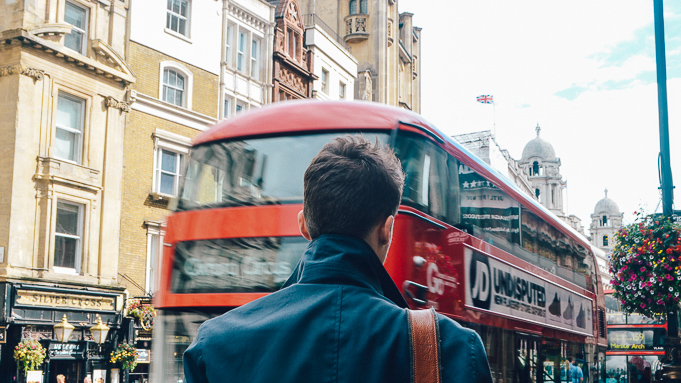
[151,101,607,383]
[604,290,667,383]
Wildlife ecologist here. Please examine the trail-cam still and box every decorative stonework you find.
[362,70,372,101]
[287,2,298,21]
[278,66,306,95]
[0,65,45,81]
[356,17,366,33]
[106,96,131,113]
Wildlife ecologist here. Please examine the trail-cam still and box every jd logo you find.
[469,252,491,310]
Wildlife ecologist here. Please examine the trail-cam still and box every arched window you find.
[163,69,185,106]
[603,235,609,247]
[532,161,539,175]
[535,189,540,198]
[602,215,608,226]
[349,0,357,14]
[160,62,193,108]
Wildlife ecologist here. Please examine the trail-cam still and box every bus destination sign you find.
[607,328,665,351]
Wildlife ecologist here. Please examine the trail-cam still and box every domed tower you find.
[589,188,623,252]
[519,124,565,216]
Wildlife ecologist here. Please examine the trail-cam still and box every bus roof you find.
[193,100,440,146]
[194,100,593,253]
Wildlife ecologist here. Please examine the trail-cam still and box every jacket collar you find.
[281,234,409,309]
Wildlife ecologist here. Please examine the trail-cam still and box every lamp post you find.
[653,0,679,381]
[53,314,75,343]
[89,316,110,345]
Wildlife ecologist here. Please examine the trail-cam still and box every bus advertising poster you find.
[465,248,593,336]
[459,164,520,243]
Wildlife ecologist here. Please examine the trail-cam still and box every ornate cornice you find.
[0,64,45,81]
[105,96,131,113]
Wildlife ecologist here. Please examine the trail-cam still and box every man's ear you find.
[298,210,312,241]
[378,215,394,246]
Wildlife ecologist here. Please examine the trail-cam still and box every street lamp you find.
[53,314,75,343]
[89,316,110,344]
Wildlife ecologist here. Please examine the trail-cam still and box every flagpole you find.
[493,101,496,137]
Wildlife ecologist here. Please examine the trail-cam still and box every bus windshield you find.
[176,132,391,211]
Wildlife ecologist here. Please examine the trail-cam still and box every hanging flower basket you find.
[128,299,156,330]
[609,212,681,319]
[14,339,46,374]
[110,342,138,371]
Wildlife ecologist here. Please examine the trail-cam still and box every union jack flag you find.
[476,95,493,104]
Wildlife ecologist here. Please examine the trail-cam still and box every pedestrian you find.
[569,357,584,383]
[183,135,493,382]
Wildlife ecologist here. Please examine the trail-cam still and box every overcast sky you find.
[398,0,681,229]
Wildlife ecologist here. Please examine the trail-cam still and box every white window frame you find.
[339,82,346,99]
[54,200,84,274]
[152,129,192,198]
[237,30,247,72]
[236,101,246,114]
[64,1,88,55]
[145,221,165,295]
[225,23,235,68]
[159,62,193,109]
[251,37,261,80]
[223,95,233,119]
[166,0,190,38]
[321,68,329,94]
[55,92,85,164]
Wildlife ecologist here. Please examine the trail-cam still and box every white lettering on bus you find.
[183,258,291,278]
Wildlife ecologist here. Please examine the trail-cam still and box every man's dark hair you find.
[303,135,404,239]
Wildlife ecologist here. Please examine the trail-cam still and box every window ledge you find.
[164,28,192,44]
[53,266,80,275]
[150,192,175,202]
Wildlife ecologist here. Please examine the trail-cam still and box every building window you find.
[287,29,297,60]
[54,201,83,273]
[603,235,609,247]
[146,221,164,294]
[602,215,608,226]
[55,93,85,163]
[535,188,540,199]
[152,129,191,198]
[251,38,261,80]
[532,161,539,175]
[237,31,246,72]
[350,0,367,14]
[166,0,189,36]
[321,68,329,94]
[225,23,234,68]
[64,1,88,54]
[163,69,185,106]
[155,149,183,196]
[339,82,346,99]
[224,96,232,119]
[236,102,245,113]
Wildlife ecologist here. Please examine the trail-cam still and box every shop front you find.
[0,283,127,383]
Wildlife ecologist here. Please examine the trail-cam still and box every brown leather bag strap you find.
[408,308,441,383]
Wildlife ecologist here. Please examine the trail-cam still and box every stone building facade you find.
[299,0,421,110]
[0,0,134,381]
[269,0,315,101]
[304,14,357,101]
